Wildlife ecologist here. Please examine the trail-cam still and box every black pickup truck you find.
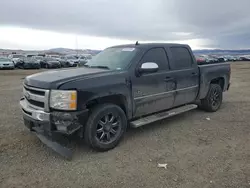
[20,43,231,158]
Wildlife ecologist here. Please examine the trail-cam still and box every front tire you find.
[84,104,127,151]
[200,84,223,112]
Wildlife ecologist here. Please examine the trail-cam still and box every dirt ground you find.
[0,62,250,188]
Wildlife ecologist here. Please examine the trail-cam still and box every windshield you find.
[12,54,24,58]
[85,47,138,70]
[34,56,43,60]
[66,55,77,60]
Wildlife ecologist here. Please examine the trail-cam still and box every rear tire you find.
[84,104,127,151]
[200,84,223,112]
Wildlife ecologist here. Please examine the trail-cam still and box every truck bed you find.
[198,62,231,99]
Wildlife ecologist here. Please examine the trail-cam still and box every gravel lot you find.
[1,62,250,188]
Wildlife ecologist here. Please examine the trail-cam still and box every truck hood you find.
[24,67,110,89]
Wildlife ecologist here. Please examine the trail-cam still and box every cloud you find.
[0,0,250,48]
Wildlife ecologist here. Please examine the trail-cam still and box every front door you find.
[132,47,176,117]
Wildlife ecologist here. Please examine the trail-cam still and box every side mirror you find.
[138,62,159,74]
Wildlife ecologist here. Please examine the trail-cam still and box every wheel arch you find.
[86,94,129,118]
[210,77,225,90]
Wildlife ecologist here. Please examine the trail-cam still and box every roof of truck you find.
[110,43,190,49]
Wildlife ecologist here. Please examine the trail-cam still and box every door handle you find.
[191,72,198,76]
[164,77,175,82]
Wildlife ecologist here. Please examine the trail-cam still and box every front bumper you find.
[20,98,88,159]
[0,64,14,69]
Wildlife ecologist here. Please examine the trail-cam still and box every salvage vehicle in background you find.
[33,56,45,64]
[224,55,236,61]
[195,55,219,64]
[64,55,79,67]
[0,57,15,69]
[40,57,61,68]
[82,54,92,60]
[77,56,88,67]
[217,56,226,62]
[8,54,25,66]
[49,55,61,60]
[195,55,207,65]
[20,43,231,159]
[60,55,87,68]
[59,56,70,67]
[16,57,41,69]
[240,56,250,61]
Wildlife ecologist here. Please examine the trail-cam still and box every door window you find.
[140,48,169,71]
[170,47,193,70]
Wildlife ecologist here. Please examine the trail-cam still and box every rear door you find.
[167,46,199,106]
[132,47,176,117]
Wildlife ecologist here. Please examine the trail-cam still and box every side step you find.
[130,104,197,128]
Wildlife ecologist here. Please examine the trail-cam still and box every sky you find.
[0,0,250,50]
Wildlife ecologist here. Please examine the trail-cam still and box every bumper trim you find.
[35,132,72,160]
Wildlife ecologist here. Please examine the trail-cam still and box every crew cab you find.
[20,43,231,158]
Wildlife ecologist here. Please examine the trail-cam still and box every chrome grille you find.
[23,84,50,112]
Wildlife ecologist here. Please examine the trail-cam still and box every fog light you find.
[33,111,50,121]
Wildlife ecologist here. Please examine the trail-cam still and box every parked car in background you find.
[16,57,41,69]
[240,56,250,61]
[195,55,219,64]
[40,57,61,68]
[0,57,15,69]
[224,55,236,61]
[8,54,25,66]
[82,54,92,60]
[206,55,218,63]
[59,56,70,68]
[77,56,88,67]
[235,56,241,61]
[60,55,79,67]
[33,56,45,63]
[49,55,60,59]
[195,55,207,65]
[217,57,226,62]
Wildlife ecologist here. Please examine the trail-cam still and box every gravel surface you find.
[0,63,250,188]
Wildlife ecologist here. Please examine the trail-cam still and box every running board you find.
[130,104,197,128]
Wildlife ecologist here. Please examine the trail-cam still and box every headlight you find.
[50,90,77,110]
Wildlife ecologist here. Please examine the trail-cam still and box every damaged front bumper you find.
[20,98,88,159]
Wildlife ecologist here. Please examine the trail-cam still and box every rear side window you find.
[140,48,169,70]
[170,47,193,69]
